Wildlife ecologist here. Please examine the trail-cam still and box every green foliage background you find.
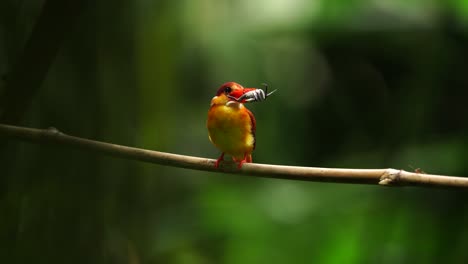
[1,0,468,263]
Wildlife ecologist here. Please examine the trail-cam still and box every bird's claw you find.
[237,160,246,168]
[214,153,225,168]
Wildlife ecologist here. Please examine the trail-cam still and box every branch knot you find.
[42,126,64,140]
[379,169,402,186]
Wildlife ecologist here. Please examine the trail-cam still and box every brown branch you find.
[1,123,467,188]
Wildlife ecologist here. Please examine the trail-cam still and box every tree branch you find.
[1,123,467,188]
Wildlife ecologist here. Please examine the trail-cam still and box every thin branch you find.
[1,123,467,188]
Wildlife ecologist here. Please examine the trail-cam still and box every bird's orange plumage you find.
[207,82,257,168]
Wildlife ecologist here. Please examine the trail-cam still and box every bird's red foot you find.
[214,152,225,168]
[235,153,252,169]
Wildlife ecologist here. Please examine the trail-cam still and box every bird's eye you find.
[224,87,232,94]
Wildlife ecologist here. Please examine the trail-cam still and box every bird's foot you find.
[236,153,252,168]
[214,153,225,168]
[237,160,246,169]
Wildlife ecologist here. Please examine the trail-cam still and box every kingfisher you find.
[207,82,276,168]
[207,82,257,168]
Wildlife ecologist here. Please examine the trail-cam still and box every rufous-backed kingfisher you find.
[207,82,258,168]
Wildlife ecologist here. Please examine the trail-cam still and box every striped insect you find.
[227,83,277,103]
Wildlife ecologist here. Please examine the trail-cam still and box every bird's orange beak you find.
[228,88,257,103]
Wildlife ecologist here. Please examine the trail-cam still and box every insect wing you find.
[266,89,277,97]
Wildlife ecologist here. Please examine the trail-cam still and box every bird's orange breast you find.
[207,102,255,159]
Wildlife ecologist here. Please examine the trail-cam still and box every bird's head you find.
[210,82,257,106]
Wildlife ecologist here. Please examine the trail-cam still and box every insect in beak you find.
[227,83,277,103]
[260,83,277,99]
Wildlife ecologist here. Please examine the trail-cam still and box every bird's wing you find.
[246,109,256,150]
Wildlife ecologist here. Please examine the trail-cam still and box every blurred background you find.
[1,0,468,263]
